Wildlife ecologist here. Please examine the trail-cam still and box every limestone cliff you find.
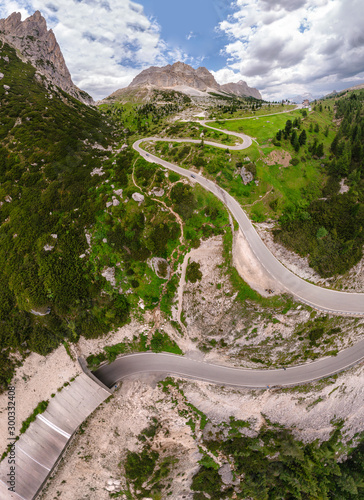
[0,11,93,105]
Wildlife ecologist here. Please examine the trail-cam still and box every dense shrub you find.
[186,261,203,283]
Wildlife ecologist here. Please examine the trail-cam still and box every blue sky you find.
[0,0,364,101]
[139,0,233,71]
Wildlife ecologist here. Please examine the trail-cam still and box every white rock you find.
[85,231,92,247]
[51,234,58,239]
[102,238,107,243]
[132,192,145,203]
[91,167,105,176]
[43,244,54,251]
[106,201,112,208]
[102,266,116,287]
[3,84,10,90]
[150,187,164,197]
[107,479,114,486]
[105,485,115,491]
[0,73,4,80]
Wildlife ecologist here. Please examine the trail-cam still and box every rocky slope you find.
[220,79,262,99]
[129,61,219,92]
[108,61,262,100]
[0,11,93,104]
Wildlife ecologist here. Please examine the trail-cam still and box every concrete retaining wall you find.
[0,367,111,500]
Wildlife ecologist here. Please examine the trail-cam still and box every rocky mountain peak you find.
[220,79,262,100]
[0,11,93,104]
[125,61,261,99]
[172,61,190,70]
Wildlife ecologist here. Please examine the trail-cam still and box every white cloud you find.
[186,31,196,40]
[0,1,31,19]
[1,0,362,102]
[216,0,364,100]
[0,0,172,99]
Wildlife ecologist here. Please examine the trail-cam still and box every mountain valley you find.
[0,10,364,500]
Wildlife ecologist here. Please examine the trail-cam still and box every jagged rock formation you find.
[109,61,261,100]
[0,11,93,104]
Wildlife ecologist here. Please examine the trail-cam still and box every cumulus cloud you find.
[1,0,363,102]
[215,0,364,100]
[0,0,174,99]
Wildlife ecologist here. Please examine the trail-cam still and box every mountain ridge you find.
[0,11,93,105]
[108,61,262,100]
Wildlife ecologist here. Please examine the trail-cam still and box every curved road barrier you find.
[0,369,111,500]
[133,123,364,316]
[93,346,364,389]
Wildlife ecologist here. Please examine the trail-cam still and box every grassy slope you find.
[275,94,364,277]
[146,107,335,222]
[208,111,304,144]
[145,98,364,279]
[0,62,234,387]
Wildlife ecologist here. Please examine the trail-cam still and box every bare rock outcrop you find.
[220,80,262,100]
[0,11,93,104]
[128,61,221,93]
[111,61,261,100]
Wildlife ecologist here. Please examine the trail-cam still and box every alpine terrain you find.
[0,9,363,500]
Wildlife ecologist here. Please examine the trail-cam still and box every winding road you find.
[133,118,364,317]
[94,345,364,388]
[88,111,364,390]
[2,111,363,500]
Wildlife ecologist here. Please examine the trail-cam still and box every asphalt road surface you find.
[133,131,364,316]
[94,343,364,388]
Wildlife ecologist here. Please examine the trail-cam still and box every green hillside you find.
[0,43,232,389]
[275,94,364,277]
[0,41,125,388]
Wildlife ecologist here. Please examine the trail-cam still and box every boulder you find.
[132,192,145,203]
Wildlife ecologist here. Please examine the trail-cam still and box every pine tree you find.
[316,142,324,157]
[290,130,297,145]
[299,130,307,145]
[285,119,293,135]
[331,134,339,154]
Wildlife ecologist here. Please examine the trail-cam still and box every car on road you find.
[146,153,149,157]
[191,174,196,178]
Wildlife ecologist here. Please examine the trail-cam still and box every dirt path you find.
[176,250,191,329]
[242,187,273,208]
